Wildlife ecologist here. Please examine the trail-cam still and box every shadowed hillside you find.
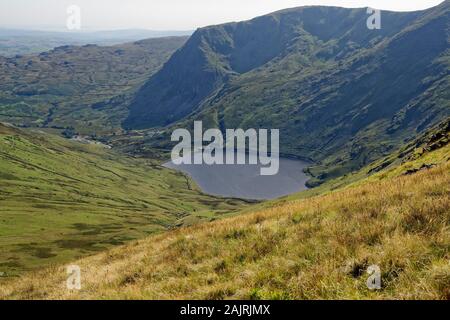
[124,6,424,128]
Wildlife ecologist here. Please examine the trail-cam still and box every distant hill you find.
[0,29,192,56]
[0,36,188,134]
[124,2,450,184]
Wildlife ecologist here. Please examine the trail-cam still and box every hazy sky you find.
[0,0,445,31]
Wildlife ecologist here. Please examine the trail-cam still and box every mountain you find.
[0,122,251,275]
[2,123,448,299]
[0,36,188,134]
[124,2,450,184]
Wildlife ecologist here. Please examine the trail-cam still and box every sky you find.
[0,0,445,31]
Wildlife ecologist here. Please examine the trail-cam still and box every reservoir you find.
[164,151,310,200]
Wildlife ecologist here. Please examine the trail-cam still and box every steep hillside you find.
[0,36,188,134]
[280,116,450,200]
[124,6,422,128]
[123,3,450,185]
[1,137,448,299]
[0,123,251,275]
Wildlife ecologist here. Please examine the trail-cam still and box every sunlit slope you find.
[0,123,250,275]
[2,142,448,299]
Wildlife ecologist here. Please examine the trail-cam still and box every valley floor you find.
[1,145,448,299]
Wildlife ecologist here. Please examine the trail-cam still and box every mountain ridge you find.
[123,5,431,128]
[122,2,449,185]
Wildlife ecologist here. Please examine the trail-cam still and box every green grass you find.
[0,123,252,276]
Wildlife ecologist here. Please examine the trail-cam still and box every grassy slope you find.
[1,139,448,299]
[0,123,252,276]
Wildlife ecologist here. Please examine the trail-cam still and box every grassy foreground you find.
[1,144,448,299]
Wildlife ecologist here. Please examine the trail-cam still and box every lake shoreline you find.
[164,151,313,200]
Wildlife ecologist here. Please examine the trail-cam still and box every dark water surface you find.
[164,151,310,200]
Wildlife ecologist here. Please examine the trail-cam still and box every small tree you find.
[62,127,77,138]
